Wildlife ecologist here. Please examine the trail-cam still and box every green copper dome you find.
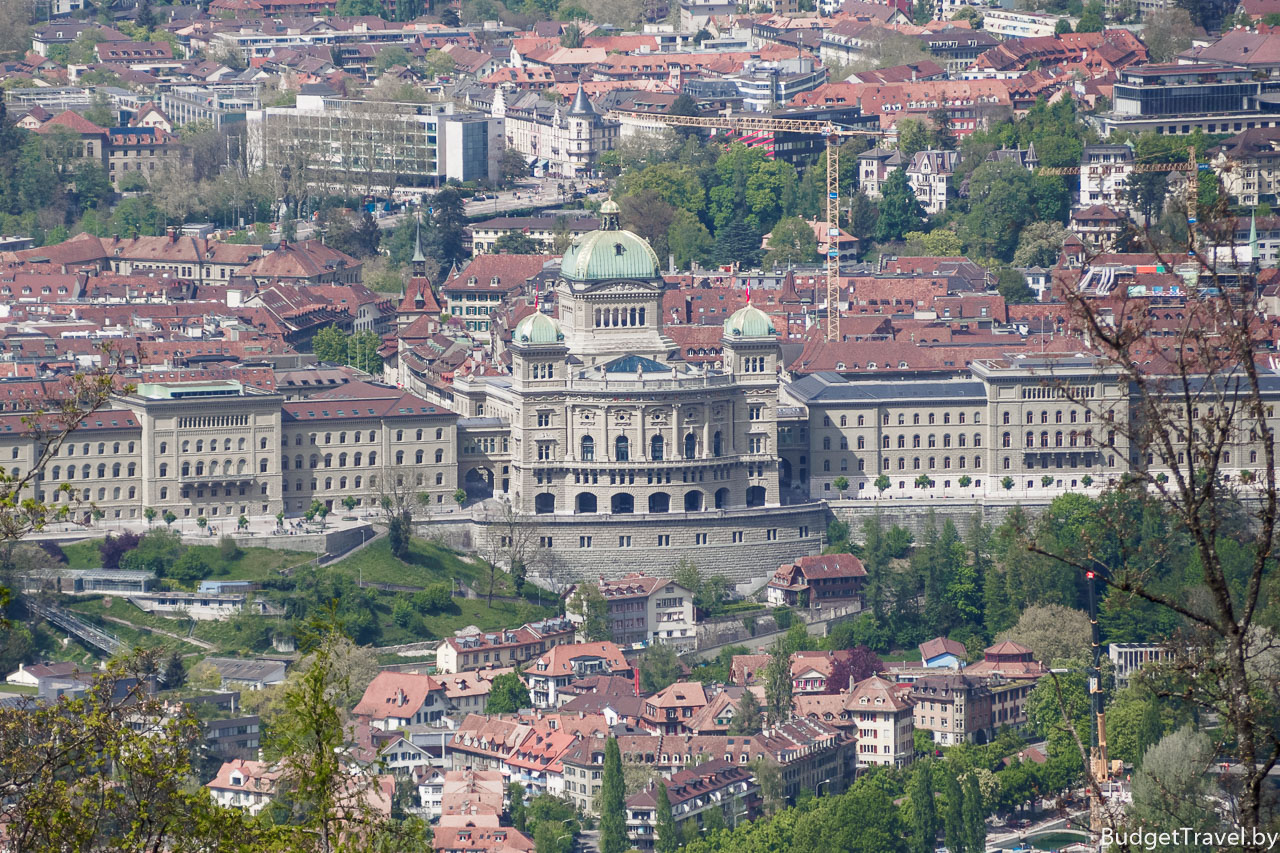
[723,305,776,338]
[561,199,661,282]
[513,311,563,345]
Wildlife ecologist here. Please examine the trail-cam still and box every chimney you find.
[167,226,176,242]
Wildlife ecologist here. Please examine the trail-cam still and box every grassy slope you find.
[58,537,557,655]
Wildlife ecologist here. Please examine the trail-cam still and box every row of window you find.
[825,411,984,427]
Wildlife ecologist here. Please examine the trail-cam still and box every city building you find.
[450,201,826,582]
[843,675,914,768]
[625,760,761,849]
[1211,126,1280,208]
[766,554,866,609]
[1105,63,1280,137]
[493,84,617,180]
[919,637,968,669]
[640,681,709,734]
[161,85,261,129]
[207,759,281,814]
[980,9,1062,39]
[910,673,993,746]
[467,214,599,255]
[525,641,631,708]
[440,254,553,340]
[723,57,829,112]
[906,149,959,215]
[353,671,447,731]
[1078,144,1134,210]
[594,573,697,649]
[1109,643,1170,687]
[857,148,906,200]
[435,618,576,674]
[247,92,502,193]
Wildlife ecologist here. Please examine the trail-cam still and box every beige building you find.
[434,618,576,674]
[846,675,914,768]
[910,673,992,746]
[780,355,1132,500]
[594,573,697,650]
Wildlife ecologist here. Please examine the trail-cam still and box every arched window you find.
[323,454,332,468]
[353,453,362,466]
[840,415,847,426]
[194,440,202,453]
[395,451,404,465]
[435,449,444,463]
[160,442,167,454]
[416,429,424,441]
[651,434,664,461]
[260,459,269,473]
[581,436,595,461]
[823,437,831,450]
[416,449,424,464]
[684,433,697,459]
[1041,431,1050,447]
[436,428,444,440]
[111,463,120,477]
[1025,432,1034,448]
[159,464,167,477]
[615,436,629,462]
[713,432,722,457]
[857,415,865,426]
[882,436,890,449]
[857,436,865,449]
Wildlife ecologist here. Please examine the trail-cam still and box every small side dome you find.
[723,305,776,338]
[514,312,564,345]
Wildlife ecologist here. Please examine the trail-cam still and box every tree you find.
[908,760,939,853]
[99,531,142,569]
[995,267,1034,303]
[963,159,1034,261]
[432,186,470,267]
[263,616,411,850]
[653,782,678,853]
[762,641,792,726]
[161,649,186,688]
[570,582,610,641]
[996,604,1091,665]
[374,45,411,73]
[619,189,676,262]
[168,549,212,584]
[493,231,542,254]
[729,690,763,735]
[942,770,965,853]
[336,0,385,14]
[833,475,850,496]
[713,219,762,268]
[876,474,891,494]
[600,738,627,853]
[929,107,957,151]
[1076,0,1104,30]
[640,642,682,693]
[498,147,529,186]
[312,324,347,363]
[897,120,931,159]
[847,190,879,248]
[163,510,177,527]
[559,22,584,47]
[1141,7,1194,62]
[1054,17,1072,33]
[763,216,818,267]
[441,5,460,25]
[1013,221,1069,268]
[1129,727,1220,849]
[961,773,985,853]
[486,671,532,713]
[0,654,259,851]
[668,208,714,270]
[144,507,157,526]
[874,169,925,243]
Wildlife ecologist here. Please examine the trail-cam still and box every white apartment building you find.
[595,573,697,650]
[1079,143,1134,210]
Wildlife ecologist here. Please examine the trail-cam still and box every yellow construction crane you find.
[618,112,882,342]
[1037,146,1200,176]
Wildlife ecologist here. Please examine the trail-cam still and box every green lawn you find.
[59,538,312,581]
[324,538,513,593]
[48,536,558,660]
[0,683,36,695]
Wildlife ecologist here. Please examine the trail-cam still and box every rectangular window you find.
[732,531,744,543]
[657,534,670,546]
[619,535,632,547]
[694,533,708,545]
[766,528,777,541]
[579,536,592,548]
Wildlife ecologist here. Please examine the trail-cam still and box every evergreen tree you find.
[600,737,627,853]
[908,760,939,853]
[136,0,157,32]
[873,169,925,243]
[943,770,965,853]
[928,107,957,151]
[161,650,185,688]
[1135,699,1164,768]
[431,186,469,267]
[962,773,986,853]
[713,219,762,268]
[654,782,678,853]
[762,641,793,726]
[729,690,763,736]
